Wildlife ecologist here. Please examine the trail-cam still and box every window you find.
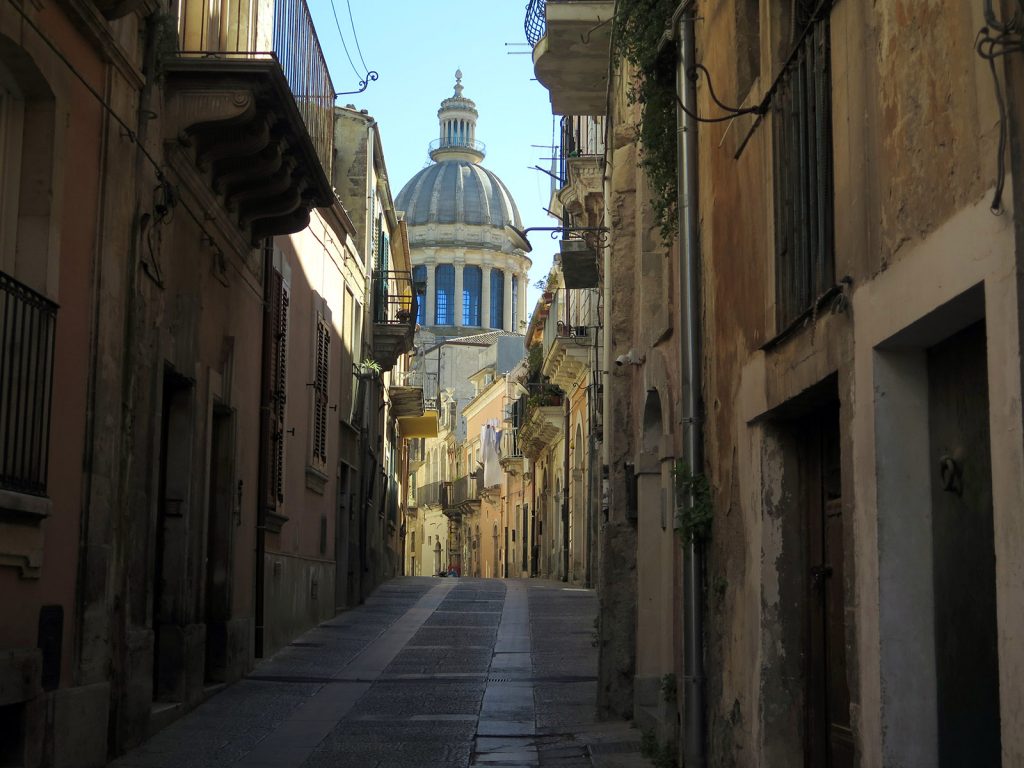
[463,265,482,326]
[269,265,290,503]
[772,2,834,329]
[413,265,427,325]
[311,315,330,468]
[0,272,56,496]
[435,264,454,325]
[490,269,504,329]
[511,275,519,330]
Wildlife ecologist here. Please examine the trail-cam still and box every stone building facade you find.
[0,2,413,764]
[527,0,1024,765]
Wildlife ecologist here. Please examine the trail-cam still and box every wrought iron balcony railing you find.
[416,480,449,507]
[428,137,487,157]
[446,475,480,507]
[525,0,547,47]
[558,115,605,186]
[372,270,421,327]
[0,272,57,497]
[501,427,523,459]
[177,0,335,177]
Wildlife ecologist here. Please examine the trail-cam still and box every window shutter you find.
[312,317,330,466]
[270,272,289,503]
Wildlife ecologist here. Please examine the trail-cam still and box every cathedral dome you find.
[395,160,523,230]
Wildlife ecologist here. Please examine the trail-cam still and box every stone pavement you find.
[109,578,650,768]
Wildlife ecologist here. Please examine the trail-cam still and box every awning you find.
[398,412,439,438]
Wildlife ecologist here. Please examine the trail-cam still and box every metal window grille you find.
[772,15,834,330]
[462,266,482,326]
[435,264,454,325]
[490,269,504,329]
[312,317,329,466]
[0,272,57,496]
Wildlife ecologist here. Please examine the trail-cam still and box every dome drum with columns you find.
[396,72,531,335]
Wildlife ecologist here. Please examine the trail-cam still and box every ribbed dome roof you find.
[395,159,523,230]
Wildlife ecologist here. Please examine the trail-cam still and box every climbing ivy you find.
[613,0,680,243]
[673,460,713,544]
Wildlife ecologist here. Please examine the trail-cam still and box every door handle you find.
[810,564,833,586]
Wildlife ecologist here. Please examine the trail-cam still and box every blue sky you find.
[309,0,559,313]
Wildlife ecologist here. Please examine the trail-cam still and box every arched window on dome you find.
[412,265,427,325]
[490,269,504,329]
[463,265,482,326]
[511,275,520,331]
[435,264,454,325]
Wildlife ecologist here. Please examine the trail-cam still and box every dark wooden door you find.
[804,405,853,768]
[928,321,1001,767]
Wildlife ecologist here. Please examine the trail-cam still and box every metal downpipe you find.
[677,4,706,767]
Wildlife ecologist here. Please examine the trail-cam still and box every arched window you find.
[412,265,426,325]
[462,265,482,326]
[490,269,504,329]
[435,264,454,325]
[511,275,519,330]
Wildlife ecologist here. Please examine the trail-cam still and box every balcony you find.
[499,427,528,477]
[416,481,449,507]
[540,293,592,389]
[519,391,564,460]
[371,271,420,372]
[164,0,336,245]
[525,0,614,116]
[442,475,481,517]
[555,116,605,241]
[429,137,486,164]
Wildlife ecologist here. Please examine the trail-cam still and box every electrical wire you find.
[328,0,366,83]
[344,0,370,74]
[976,0,1024,214]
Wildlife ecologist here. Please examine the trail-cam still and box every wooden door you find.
[804,405,852,768]
[928,321,1001,766]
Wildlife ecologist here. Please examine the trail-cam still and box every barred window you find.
[311,316,330,467]
[772,5,834,330]
[490,269,504,329]
[0,272,57,496]
[435,264,454,325]
[463,265,482,326]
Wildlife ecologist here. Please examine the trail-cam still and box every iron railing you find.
[772,15,834,329]
[501,427,523,459]
[416,480,449,507]
[446,475,480,507]
[557,116,605,187]
[525,0,547,46]
[429,137,487,156]
[0,272,57,496]
[372,270,421,326]
[177,0,335,178]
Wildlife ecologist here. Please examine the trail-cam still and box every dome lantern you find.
[430,70,485,163]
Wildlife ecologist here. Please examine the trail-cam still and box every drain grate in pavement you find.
[486,675,598,684]
[587,741,643,755]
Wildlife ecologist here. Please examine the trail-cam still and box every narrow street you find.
[109,579,649,768]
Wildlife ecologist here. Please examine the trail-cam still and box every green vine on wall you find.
[613,0,680,243]
[674,460,713,544]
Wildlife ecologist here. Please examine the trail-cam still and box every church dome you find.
[395,160,523,230]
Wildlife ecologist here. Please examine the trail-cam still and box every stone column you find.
[517,272,528,330]
[454,261,464,327]
[481,264,492,329]
[503,270,513,331]
[425,260,435,325]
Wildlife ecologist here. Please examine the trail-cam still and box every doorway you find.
[927,321,1001,766]
[799,402,852,768]
[204,405,234,683]
[153,368,194,702]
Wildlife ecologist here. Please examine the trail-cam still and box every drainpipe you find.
[254,245,274,658]
[676,4,706,766]
[562,395,570,582]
